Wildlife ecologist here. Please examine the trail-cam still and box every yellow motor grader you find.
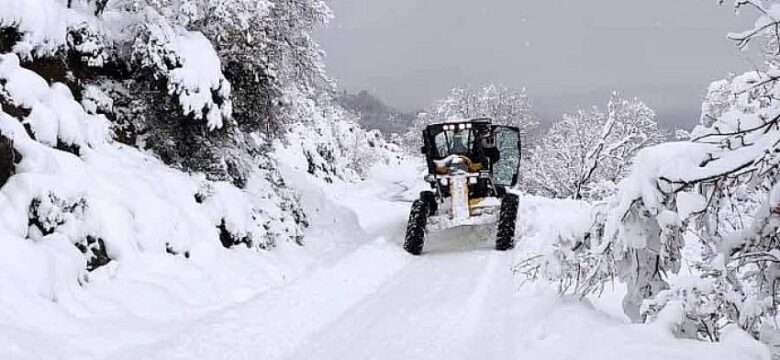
[404,118,521,255]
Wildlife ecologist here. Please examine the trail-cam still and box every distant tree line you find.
[336,90,415,135]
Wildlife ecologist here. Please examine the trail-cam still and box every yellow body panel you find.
[468,197,484,209]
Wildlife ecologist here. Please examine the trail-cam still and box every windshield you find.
[433,129,474,158]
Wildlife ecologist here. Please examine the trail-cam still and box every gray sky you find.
[316,0,761,128]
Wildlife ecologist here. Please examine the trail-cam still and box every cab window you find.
[433,128,473,158]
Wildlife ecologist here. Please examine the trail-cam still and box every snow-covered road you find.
[289,245,516,360]
[114,164,765,360]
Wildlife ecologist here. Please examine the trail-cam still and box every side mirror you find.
[420,146,426,154]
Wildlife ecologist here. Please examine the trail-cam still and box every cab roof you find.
[425,117,492,129]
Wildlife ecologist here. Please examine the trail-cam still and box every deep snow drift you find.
[0,159,769,359]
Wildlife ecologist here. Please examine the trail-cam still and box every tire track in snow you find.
[287,248,518,360]
[388,180,415,203]
[115,240,413,360]
[462,252,519,359]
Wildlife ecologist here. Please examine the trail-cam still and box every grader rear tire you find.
[495,193,519,251]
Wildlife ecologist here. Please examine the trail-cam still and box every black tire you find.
[420,190,437,215]
[403,199,428,255]
[494,185,507,198]
[496,193,519,251]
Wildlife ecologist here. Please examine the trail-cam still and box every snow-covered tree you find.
[50,0,363,189]
[277,90,404,182]
[518,1,780,348]
[521,93,665,200]
[405,84,538,149]
[92,0,332,137]
[0,0,345,250]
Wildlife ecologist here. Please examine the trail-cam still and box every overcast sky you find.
[316,0,760,128]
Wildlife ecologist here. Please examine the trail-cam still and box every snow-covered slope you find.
[0,26,407,358]
[0,51,318,358]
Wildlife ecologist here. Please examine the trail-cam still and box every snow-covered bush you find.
[0,0,358,279]
[405,84,538,150]
[280,91,404,183]
[1,0,93,59]
[1,0,232,128]
[520,92,666,200]
[0,58,307,306]
[129,15,232,130]
[518,1,780,350]
[0,53,110,152]
[0,0,333,190]
[132,0,333,137]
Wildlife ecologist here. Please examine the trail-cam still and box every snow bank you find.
[511,193,596,282]
[511,192,770,356]
[0,110,303,291]
[514,193,594,255]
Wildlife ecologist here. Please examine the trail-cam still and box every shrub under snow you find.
[519,16,780,357]
[130,14,232,129]
[279,92,404,183]
[0,53,110,151]
[0,55,305,303]
[517,4,780,353]
[1,0,233,130]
